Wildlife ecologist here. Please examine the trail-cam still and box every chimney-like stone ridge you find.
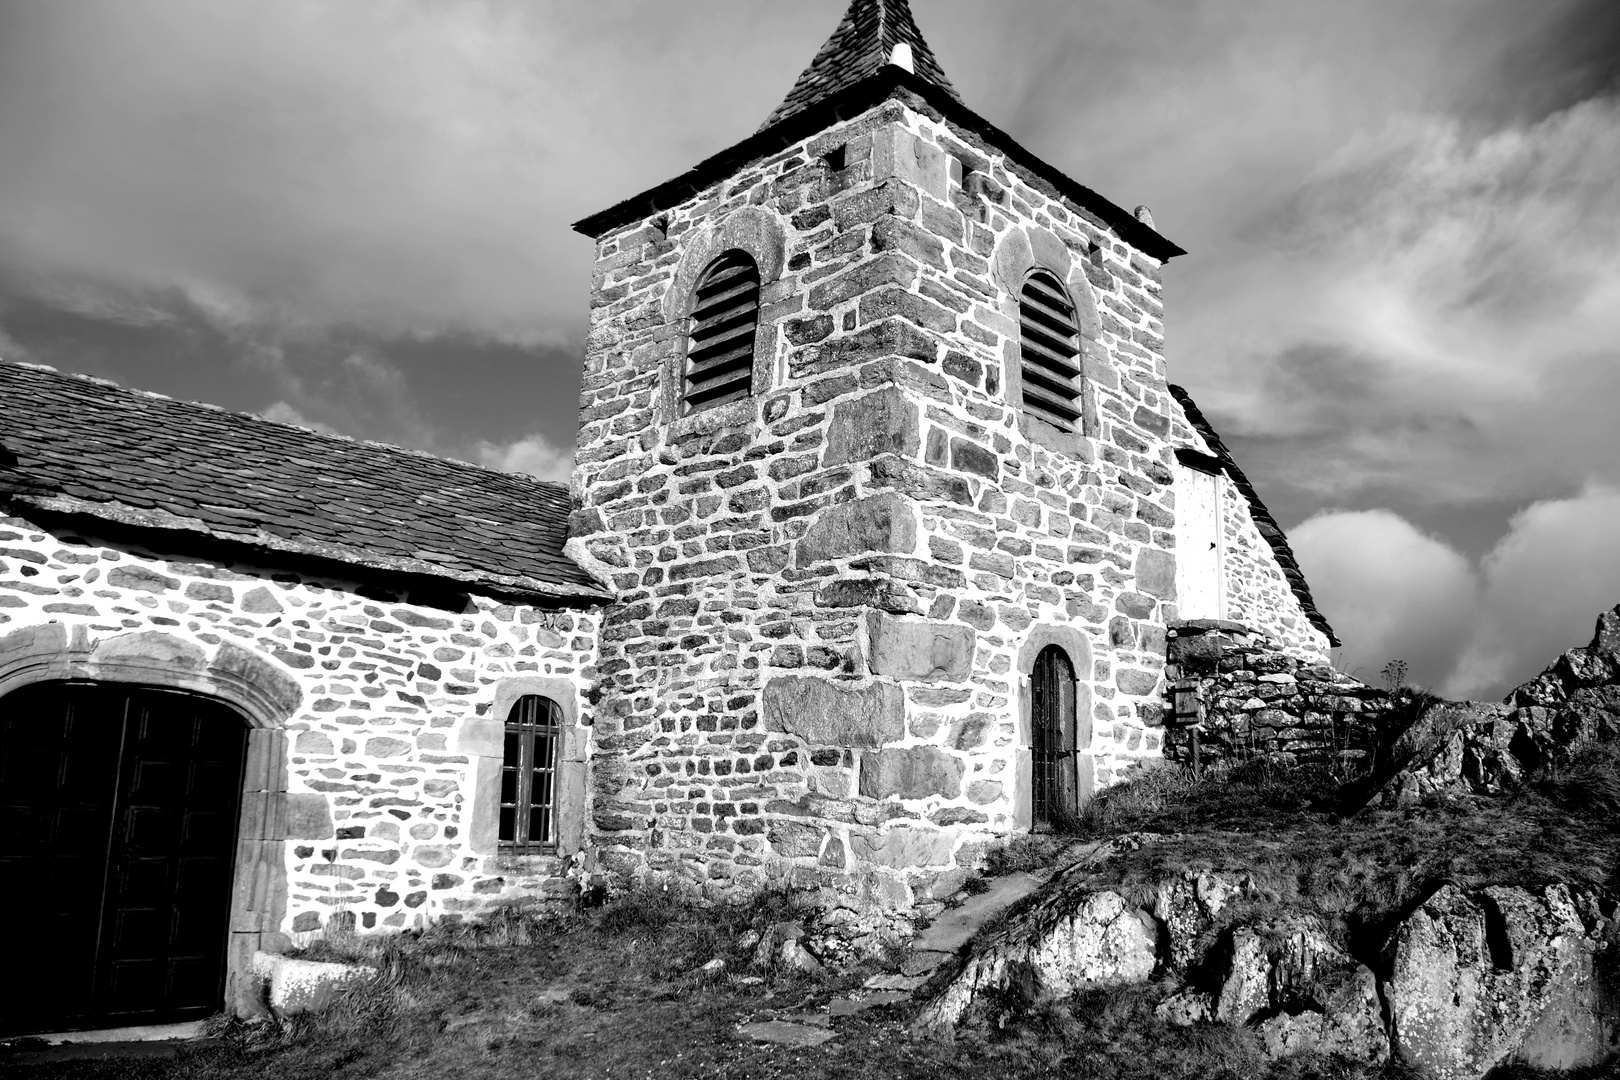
[759,0,963,131]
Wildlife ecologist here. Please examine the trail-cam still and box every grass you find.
[1,886,1427,1080]
[989,742,1620,977]
[8,747,1616,1080]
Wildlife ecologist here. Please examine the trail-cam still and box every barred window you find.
[683,250,761,413]
[499,695,562,853]
[1018,269,1083,432]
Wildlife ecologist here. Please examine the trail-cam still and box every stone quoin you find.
[0,0,1336,1035]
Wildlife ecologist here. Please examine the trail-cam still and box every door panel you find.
[0,682,245,1036]
[1030,645,1077,831]
[1174,463,1224,619]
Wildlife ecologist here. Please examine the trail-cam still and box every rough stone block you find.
[251,951,373,1016]
[284,793,333,840]
[859,746,964,800]
[850,825,955,869]
[1136,548,1177,600]
[458,717,504,758]
[762,676,905,748]
[212,642,303,717]
[866,612,975,681]
[795,491,917,567]
[106,566,180,593]
[90,630,206,673]
[873,126,949,199]
[824,387,920,467]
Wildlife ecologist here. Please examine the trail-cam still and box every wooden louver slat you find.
[685,251,761,413]
[1018,269,1083,432]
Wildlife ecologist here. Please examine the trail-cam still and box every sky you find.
[1,0,1618,700]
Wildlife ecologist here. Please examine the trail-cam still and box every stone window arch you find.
[1014,625,1094,830]
[992,225,1105,455]
[661,206,787,431]
[461,676,587,861]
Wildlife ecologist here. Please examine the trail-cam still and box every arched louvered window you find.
[1018,269,1083,433]
[684,250,761,413]
[499,694,562,853]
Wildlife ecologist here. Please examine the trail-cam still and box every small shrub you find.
[1537,741,1620,817]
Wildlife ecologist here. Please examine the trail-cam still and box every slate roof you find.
[760,0,963,130]
[1169,384,1339,647]
[0,362,609,602]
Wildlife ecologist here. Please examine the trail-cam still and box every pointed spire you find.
[760,0,963,131]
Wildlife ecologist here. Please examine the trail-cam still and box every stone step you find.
[738,1020,836,1047]
[830,991,911,1017]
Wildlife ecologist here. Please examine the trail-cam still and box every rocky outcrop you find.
[1335,604,1620,813]
[1385,883,1619,1079]
[1151,869,1255,972]
[1157,915,1386,1066]
[914,886,1157,1031]
[918,869,1619,1077]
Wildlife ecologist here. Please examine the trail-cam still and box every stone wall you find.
[0,513,600,938]
[1163,620,1389,771]
[569,87,1334,919]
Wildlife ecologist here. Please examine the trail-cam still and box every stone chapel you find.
[0,0,1334,1035]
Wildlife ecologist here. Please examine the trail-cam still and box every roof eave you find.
[7,493,616,606]
[571,67,1186,263]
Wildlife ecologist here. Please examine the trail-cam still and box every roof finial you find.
[1134,205,1156,229]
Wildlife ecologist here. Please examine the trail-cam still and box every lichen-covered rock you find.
[914,887,1156,1031]
[1159,914,1387,1066]
[1151,869,1252,972]
[1384,883,1619,1079]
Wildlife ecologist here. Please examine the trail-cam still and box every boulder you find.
[915,887,1157,1031]
[1152,870,1253,973]
[1384,883,1619,1079]
[1158,915,1387,1066]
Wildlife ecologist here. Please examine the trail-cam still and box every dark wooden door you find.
[0,683,246,1036]
[1031,645,1077,830]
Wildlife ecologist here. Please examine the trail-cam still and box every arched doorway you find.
[0,682,248,1036]
[1030,645,1078,830]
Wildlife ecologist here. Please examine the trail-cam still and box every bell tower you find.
[567,0,1189,915]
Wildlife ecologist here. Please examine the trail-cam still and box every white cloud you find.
[474,433,574,484]
[1179,93,1620,508]
[1293,487,1620,699]
[258,400,337,435]
[1446,484,1620,697]
[1291,510,1479,690]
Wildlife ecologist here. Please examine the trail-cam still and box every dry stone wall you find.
[569,88,1334,920]
[1163,620,1389,771]
[0,514,599,935]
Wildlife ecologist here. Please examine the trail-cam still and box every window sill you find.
[667,397,756,440]
[1018,413,1094,461]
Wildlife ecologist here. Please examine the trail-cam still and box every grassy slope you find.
[8,750,1618,1080]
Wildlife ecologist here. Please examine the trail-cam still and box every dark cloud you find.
[1,0,1618,678]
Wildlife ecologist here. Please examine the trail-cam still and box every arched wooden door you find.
[0,682,247,1036]
[1030,645,1078,830]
